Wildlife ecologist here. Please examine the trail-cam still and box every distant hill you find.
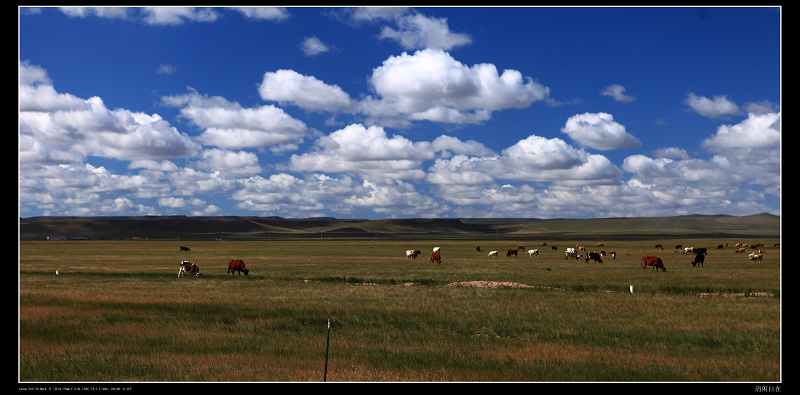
[19,214,780,241]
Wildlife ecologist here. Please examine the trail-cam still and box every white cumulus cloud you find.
[561,112,641,150]
[379,13,471,50]
[601,84,635,103]
[232,7,289,21]
[359,49,550,126]
[301,36,330,56]
[162,88,308,149]
[259,70,353,112]
[686,93,740,118]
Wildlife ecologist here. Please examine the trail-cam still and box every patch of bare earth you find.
[447,281,533,289]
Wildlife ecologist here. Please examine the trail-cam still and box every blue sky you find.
[19,6,781,218]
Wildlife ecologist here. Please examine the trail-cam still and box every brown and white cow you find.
[430,247,442,264]
[178,260,200,278]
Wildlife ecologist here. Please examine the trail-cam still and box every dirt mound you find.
[447,281,533,289]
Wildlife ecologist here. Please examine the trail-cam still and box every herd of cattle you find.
[401,240,775,272]
[174,240,775,279]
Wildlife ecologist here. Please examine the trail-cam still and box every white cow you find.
[432,247,441,253]
[683,247,694,255]
[406,249,415,258]
[748,253,764,262]
[527,249,540,257]
[565,248,577,259]
[488,250,499,257]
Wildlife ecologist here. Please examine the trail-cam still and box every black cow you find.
[655,244,664,250]
[586,252,603,264]
[693,248,708,256]
[476,246,481,252]
[691,253,705,268]
[717,244,724,249]
[675,244,683,250]
[551,245,558,251]
[179,246,191,252]
[507,249,518,257]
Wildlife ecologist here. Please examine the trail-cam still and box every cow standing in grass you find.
[431,247,442,264]
[641,256,666,272]
[691,253,705,268]
[507,249,518,257]
[586,252,603,264]
[227,259,249,276]
[178,260,200,278]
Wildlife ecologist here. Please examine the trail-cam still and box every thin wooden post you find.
[323,319,331,382]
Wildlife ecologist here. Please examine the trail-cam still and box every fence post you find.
[323,318,331,382]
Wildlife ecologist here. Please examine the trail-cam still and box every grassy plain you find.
[20,239,780,381]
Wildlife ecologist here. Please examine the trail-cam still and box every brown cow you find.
[641,256,666,272]
[430,250,442,264]
[227,259,249,276]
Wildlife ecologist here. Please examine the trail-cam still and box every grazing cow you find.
[430,249,442,264]
[587,252,603,264]
[178,260,200,278]
[641,256,666,272]
[691,253,705,268]
[527,249,540,257]
[735,247,747,253]
[406,250,422,259]
[564,248,578,259]
[227,259,249,276]
[748,253,764,262]
[179,246,191,252]
[675,244,683,250]
[507,249,518,257]
[683,247,694,255]
[551,245,558,251]
[655,244,664,250]
[717,244,724,249]
[476,246,481,252]
[488,250,499,257]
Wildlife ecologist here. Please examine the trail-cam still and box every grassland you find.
[19,239,781,381]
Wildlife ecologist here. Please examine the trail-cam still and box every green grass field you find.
[19,239,781,381]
